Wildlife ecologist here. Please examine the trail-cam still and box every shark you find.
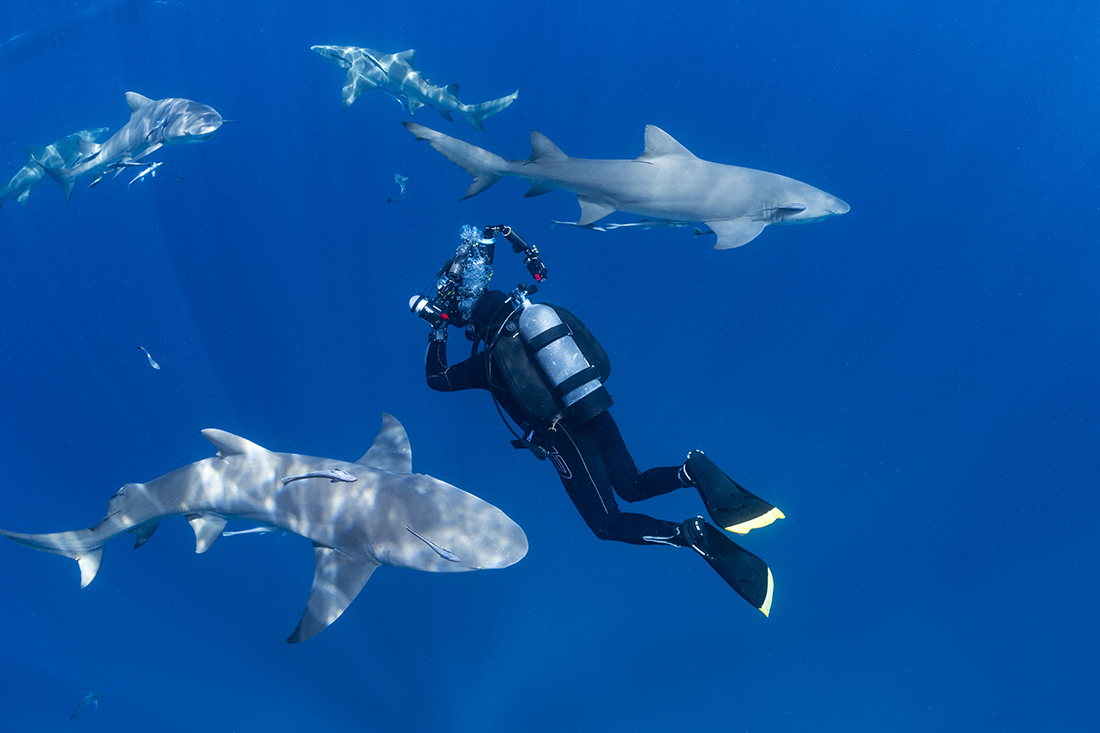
[405,122,850,249]
[70,692,103,721]
[312,45,518,131]
[42,92,225,201]
[0,415,527,643]
[0,128,108,209]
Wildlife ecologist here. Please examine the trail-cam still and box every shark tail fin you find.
[403,121,506,199]
[0,527,106,587]
[461,89,519,132]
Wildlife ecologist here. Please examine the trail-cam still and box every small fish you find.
[128,161,162,188]
[136,345,160,370]
[281,469,357,485]
[406,526,461,562]
[222,525,283,537]
[71,691,103,721]
[387,173,409,203]
[0,32,26,49]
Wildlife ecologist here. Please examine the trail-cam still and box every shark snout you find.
[832,198,851,215]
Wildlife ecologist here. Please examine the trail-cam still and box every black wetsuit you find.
[426,338,688,547]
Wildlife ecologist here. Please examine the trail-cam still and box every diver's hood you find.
[469,290,510,332]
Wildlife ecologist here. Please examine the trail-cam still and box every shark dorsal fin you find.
[202,429,266,459]
[445,83,459,96]
[395,49,417,68]
[636,125,699,162]
[125,92,154,115]
[357,414,412,473]
[530,131,567,162]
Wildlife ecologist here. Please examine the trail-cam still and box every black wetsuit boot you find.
[679,450,785,535]
[680,516,774,616]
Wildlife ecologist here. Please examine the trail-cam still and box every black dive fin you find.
[684,450,785,535]
[682,518,774,616]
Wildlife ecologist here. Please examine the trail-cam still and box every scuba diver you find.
[409,225,785,616]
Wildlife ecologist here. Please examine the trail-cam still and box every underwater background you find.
[1,0,1097,730]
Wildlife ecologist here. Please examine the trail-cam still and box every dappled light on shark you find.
[0,414,527,643]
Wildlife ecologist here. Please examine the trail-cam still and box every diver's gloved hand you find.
[428,324,448,343]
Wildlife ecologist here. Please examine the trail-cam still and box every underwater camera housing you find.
[409,224,548,329]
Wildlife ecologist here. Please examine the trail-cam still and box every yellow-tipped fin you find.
[725,506,786,535]
[759,568,775,617]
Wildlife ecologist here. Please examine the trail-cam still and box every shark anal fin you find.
[576,196,617,226]
[706,219,768,249]
[287,545,379,644]
[128,523,159,549]
[187,514,228,553]
[357,413,413,473]
[523,181,555,198]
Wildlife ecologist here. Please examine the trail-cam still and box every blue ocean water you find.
[1,0,1097,730]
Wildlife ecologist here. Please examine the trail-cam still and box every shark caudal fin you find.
[403,121,507,199]
[0,527,105,587]
[460,88,519,132]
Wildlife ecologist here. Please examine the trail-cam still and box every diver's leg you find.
[587,411,683,502]
[551,421,686,547]
[679,516,775,617]
[678,451,785,535]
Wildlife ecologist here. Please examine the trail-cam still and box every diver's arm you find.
[425,332,490,392]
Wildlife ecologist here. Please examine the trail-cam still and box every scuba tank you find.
[488,294,611,424]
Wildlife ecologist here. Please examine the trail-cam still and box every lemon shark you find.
[312,45,518,131]
[405,122,849,249]
[0,415,528,643]
[42,92,225,201]
[0,128,107,209]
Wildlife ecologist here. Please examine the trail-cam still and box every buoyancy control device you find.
[490,298,612,425]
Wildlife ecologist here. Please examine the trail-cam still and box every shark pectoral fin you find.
[343,74,378,109]
[357,413,413,473]
[186,514,228,553]
[576,196,617,226]
[287,545,379,644]
[128,523,159,549]
[406,98,425,114]
[706,219,768,249]
[438,109,454,122]
[77,547,104,588]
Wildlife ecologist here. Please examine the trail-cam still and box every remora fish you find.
[312,45,518,131]
[281,469,357,485]
[405,122,849,249]
[0,128,108,209]
[0,415,527,643]
[42,92,224,201]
